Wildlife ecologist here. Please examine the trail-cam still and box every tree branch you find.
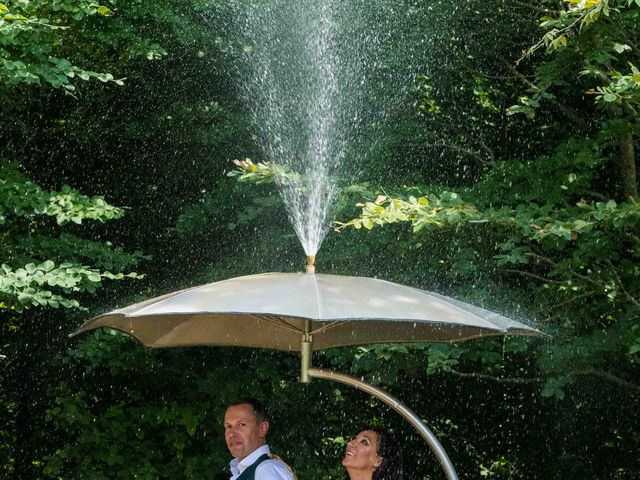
[423,142,491,166]
[526,252,604,289]
[618,130,638,200]
[549,291,596,310]
[507,0,555,14]
[473,137,496,164]
[450,369,543,384]
[501,268,566,285]
[572,370,640,394]
[604,259,640,306]
[450,369,640,393]
[499,57,591,129]
[578,190,609,202]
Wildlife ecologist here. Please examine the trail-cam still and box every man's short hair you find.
[227,397,268,423]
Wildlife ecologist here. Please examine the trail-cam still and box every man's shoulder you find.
[255,455,295,480]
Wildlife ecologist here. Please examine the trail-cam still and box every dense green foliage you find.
[1,0,638,479]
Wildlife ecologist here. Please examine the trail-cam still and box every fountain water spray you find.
[229,0,419,264]
[240,0,344,258]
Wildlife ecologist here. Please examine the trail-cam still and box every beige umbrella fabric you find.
[73,272,545,348]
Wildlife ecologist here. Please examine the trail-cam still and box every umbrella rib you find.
[310,320,351,336]
[251,314,304,334]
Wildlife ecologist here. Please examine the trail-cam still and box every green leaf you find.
[86,272,102,282]
[541,378,569,400]
[614,43,631,54]
[97,6,113,16]
[41,260,55,272]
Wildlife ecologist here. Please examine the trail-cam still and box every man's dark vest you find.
[236,454,270,480]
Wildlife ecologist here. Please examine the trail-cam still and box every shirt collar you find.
[230,444,271,477]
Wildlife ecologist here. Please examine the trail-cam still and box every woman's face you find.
[342,430,383,474]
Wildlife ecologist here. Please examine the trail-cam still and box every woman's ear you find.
[374,456,383,468]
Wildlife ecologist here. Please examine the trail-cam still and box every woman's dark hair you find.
[367,426,403,480]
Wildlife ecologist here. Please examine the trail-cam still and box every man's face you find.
[224,403,269,460]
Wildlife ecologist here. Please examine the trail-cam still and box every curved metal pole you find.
[308,367,459,480]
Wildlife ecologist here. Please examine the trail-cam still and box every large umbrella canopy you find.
[73,272,545,349]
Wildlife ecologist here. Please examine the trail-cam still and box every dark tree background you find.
[1,0,638,479]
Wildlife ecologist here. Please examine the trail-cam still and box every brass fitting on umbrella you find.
[305,255,315,274]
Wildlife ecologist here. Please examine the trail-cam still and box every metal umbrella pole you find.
[300,328,459,480]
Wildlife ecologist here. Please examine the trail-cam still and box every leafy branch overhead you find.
[227,158,294,184]
[334,192,480,232]
[0,261,139,311]
[1,164,144,312]
[509,0,640,119]
[0,168,125,226]
[0,1,124,92]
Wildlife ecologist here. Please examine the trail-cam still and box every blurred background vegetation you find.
[1,0,638,478]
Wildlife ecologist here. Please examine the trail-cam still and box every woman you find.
[341,427,403,480]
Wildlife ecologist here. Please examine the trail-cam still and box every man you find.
[224,398,296,480]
